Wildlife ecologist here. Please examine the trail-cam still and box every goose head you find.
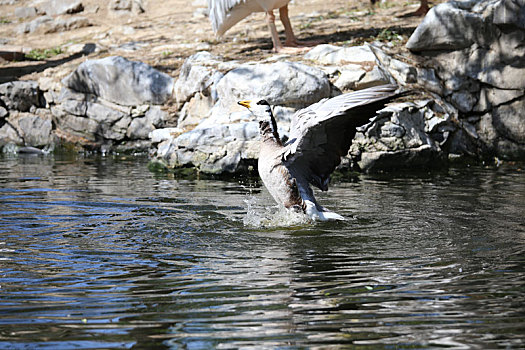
[238,99,281,144]
[238,99,273,120]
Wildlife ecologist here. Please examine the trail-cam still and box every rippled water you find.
[0,154,524,349]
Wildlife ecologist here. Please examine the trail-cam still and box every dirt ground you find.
[0,0,443,83]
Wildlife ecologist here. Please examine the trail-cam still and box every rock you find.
[215,61,331,107]
[52,107,100,143]
[61,98,87,116]
[0,81,44,112]
[178,92,215,129]
[149,127,183,143]
[55,16,90,32]
[155,49,466,175]
[51,58,171,150]
[305,44,396,91]
[63,43,97,55]
[4,109,53,147]
[405,0,525,161]
[372,51,417,85]
[348,101,450,171]
[305,44,377,65]
[14,6,38,19]
[0,123,23,146]
[354,65,392,90]
[416,68,443,95]
[334,64,366,91]
[468,97,525,160]
[62,56,174,106]
[126,106,166,139]
[53,97,136,143]
[475,87,524,112]
[492,98,525,145]
[472,48,525,90]
[155,122,260,173]
[16,16,53,35]
[108,0,145,14]
[85,102,129,140]
[449,90,478,114]
[16,15,90,34]
[174,51,224,104]
[198,60,331,141]
[40,0,84,16]
[407,0,525,89]
[407,2,495,51]
[38,76,61,94]
[492,0,525,29]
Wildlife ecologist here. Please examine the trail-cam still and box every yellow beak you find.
[238,100,251,108]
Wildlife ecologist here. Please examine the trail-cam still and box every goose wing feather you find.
[282,84,400,191]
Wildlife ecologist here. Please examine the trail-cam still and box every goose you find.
[238,84,401,221]
[207,0,314,53]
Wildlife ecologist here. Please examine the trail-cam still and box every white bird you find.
[238,84,401,221]
[207,0,314,53]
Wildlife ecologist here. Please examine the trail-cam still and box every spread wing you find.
[207,0,262,36]
[282,84,400,191]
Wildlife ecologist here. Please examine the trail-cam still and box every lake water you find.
[0,153,524,349]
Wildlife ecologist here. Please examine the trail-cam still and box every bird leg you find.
[265,7,315,53]
[265,10,282,51]
[279,5,320,47]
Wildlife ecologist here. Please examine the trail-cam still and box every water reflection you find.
[0,154,523,349]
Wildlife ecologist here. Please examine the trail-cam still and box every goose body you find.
[238,84,401,221]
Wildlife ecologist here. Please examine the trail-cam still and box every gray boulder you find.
[53,86,167,148]
[154,122,260,174]
[40,0,84,16]
[62,56,174,106]
[0,123,23,146]
[14,6,38,19]
[476,97,525,159]
[208,60,331,130]
[406,0,525,160]
[16,15,90,34]
[50,57,172,150]
[407,0,525,92]
[152,53,334,173]
[16,16,53,34]
[215,61,331,107]
[406,2,495,51]
[0,80,53,148]
[305,44,395,91]
[0,109,53,147]
[174,51,224,104]
[108,0,145,14]
[348,101,452,171]
[305,44,377,65]
[0,81,44,112]
[126,106,166,139]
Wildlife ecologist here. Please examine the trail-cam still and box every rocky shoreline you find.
[1,0,523,173]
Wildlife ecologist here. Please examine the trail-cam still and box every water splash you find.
[242,195,311,228]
